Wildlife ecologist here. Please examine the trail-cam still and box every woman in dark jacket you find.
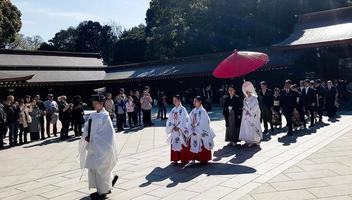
[71,95,84,136]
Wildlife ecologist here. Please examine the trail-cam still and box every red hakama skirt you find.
[186,140,212,163]
[197,146,212,163]
[171,145,191,164]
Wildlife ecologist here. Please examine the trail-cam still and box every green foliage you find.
[145,0,352,60]
[112,24,147,64]
[46,27,77,51]
[0,0,22,48]
[7,33,43,50]
[38,0,352,64]
[39,21,117,64]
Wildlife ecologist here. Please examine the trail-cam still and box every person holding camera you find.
[140,90,153,127]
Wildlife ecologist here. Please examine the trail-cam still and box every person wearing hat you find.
[223,84,242,146]
[79,94,118,200]
[239,81,263,147]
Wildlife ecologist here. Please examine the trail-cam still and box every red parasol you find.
[213,50,269,78]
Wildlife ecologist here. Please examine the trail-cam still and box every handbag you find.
[26,112,32,124]
[24,109,32,124]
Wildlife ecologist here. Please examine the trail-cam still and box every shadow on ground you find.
[140,162,256,188]
[277,121,330,146]
[213,144,262,163]
[23,136,80,148]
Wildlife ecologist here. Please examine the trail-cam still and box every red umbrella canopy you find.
[213,50,269,78]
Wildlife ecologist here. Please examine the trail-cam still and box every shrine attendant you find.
[188,96,215,165]
[166,95,190,164]
[79,94,118,200]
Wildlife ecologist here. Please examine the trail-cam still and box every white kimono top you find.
[239,96,263,144]
[166,105,189,151]
[188,106,215,153]
[79,109,118,171]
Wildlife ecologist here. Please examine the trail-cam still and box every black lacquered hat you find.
[91,94,106,102]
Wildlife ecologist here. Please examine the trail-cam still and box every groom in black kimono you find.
[223,85,242,146]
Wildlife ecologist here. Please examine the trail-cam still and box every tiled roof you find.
[0,72,34,82]
[105,48,293,81]
[0,70,105,83]
[275,6,352,48]
[0,49,105,68]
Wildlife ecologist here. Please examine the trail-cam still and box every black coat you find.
[58,101,70,121]
[223,95,242,126]
[325,87,337,107]
[315,86,325,105]
[302,87,317,107]
[292,91,304,109]
[36,100,45,111]
[281,89,296,114]
[71,103,84,124]
[4,104,20,123]
[258,89,274,109]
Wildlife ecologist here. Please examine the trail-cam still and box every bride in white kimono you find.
[166,95,190,164]
[187,96,215,165]
[79,94,118,200]
[239,81,263,147]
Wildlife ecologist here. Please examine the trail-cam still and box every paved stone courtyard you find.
[0,107,352,200]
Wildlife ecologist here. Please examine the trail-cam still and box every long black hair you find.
[194,96,202,103]
[173,94,182,101]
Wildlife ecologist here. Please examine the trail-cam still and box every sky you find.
[12,0,151,41]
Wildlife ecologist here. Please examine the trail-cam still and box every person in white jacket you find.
[79,94,118,200]
[166,94,190,164]
[239,81,263,147]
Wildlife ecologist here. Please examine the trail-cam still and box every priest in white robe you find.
[79,94,118,200]
[239,81,263,147]
[166,94,190,164]
[187,96,215,165]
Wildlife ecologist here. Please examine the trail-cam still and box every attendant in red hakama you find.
[187,96,215,165]
[166,95,190,164]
